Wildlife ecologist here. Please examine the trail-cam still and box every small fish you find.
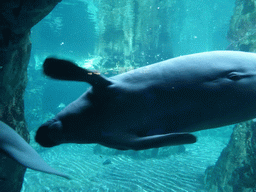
[103,159,112,165]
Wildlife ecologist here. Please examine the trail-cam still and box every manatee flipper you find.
[128,133,196,150]
[0,121,70,179]
[43,58,112,87]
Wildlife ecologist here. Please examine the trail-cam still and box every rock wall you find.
[93,0,175,72]
[204,121,256,191]
[227,0,256,52]
[0,1,61,191]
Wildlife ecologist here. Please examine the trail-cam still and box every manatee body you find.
[35,51,256,150]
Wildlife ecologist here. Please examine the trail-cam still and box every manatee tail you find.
[0,121,70,180]
[43,58,112,87]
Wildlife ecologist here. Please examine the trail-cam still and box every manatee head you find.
[35,119,64,147]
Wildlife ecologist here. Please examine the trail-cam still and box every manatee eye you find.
[227,72,241,81]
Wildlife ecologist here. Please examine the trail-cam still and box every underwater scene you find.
[15,0,256,191]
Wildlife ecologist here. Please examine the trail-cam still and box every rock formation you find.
[93,0,175,72]
[204,121,256,191]
[227,0,256,52]
[0,1,61,191]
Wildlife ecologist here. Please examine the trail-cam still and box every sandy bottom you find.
[21,133,230,192]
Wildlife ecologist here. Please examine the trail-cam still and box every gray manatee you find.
[35,51,256,150]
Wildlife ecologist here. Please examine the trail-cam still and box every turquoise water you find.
[21,132,232,191]
[23,0,236,191]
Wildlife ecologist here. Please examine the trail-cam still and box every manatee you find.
[0,121,70,179]
[35,51,256,150]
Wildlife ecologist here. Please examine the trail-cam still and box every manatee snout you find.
[35,120,63,147]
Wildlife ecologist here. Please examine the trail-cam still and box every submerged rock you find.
[204,121,256,191]
[227,0,256,52]
[0,1,62,191]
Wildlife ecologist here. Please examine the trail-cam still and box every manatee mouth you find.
[35,120,62,147]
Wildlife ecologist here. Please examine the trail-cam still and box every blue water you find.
[21,133,232,191]
[23,0,235,191]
